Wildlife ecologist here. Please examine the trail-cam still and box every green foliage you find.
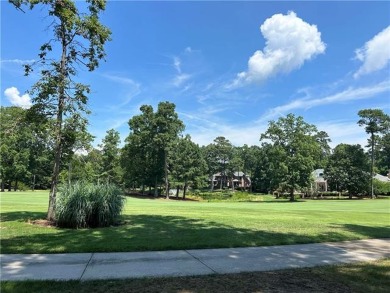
[373,179,390,195]
[0,106,53,191]
[189,190,266,202]
[122,102,184,197]
[100,129,122,184]
[358,109,390,198]
[260,114,330,201]
[325,144,370,196]
[169,135,207,198]
[11,0,111,220]
[56,182,125,228]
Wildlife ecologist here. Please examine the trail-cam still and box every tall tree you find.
[123,105,162,195]
[0,107,31,191]
[376,133,390,176]
[260,114,328,201]
[169,135,207,199]
[325,144,370,198]
[358,109,390,198]
[11,0,111,220]
[154,102,184,199]
[100,129,121,184]
[213,136,233,189]
[202,144,219,191]
[122,102,184,197]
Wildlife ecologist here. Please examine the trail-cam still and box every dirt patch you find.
[28,219,56,228]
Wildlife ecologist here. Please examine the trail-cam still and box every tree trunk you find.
[1,180,4,192]
[370,132,375,199]
[289,188,295,202]
[183,181,187,200]
[14,180,18,191]
[47,22,67,222]
[8,181,11,192]
[32,175,36,191]
[231,177,235,191]
[176,185,179,199]
[154,177,158,197]
[210,174,214,191]
[164,150,169,199]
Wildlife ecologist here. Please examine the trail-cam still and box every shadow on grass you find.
[0,211,47,222]
[1,211,389,254]
[341,224,390,239]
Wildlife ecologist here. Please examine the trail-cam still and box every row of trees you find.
[2,104,389,201]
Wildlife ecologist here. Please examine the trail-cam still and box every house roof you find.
[374,174,390,182]
[312,169,325,179]
[234,171,245,177]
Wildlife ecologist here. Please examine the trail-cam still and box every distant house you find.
[312,169,328,192]
[210,172,251,189]
[374,173,390,183]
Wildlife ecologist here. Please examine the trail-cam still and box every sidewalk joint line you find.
[185,250,218,274]
[79,253,94,281]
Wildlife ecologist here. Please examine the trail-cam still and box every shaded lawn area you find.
[1,259,389,293]
[0,191,389,253]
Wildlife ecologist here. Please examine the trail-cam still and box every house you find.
[312,169,328,192]
[210,171,251,189]
[374,173,390,183]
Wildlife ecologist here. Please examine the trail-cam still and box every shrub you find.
[56,182,126,228]
[189,190,264,202]
[373,179,390,195]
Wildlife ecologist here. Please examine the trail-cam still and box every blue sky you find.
[1,1,390,148]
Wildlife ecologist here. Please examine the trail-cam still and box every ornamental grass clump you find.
[56,182,126,228]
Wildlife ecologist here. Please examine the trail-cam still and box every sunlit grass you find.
[1,191,389,253]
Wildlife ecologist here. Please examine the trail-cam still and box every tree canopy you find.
[11,0,111,220]
[260,114,330,201]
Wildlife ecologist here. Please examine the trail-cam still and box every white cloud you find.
[260,80,390,122]
[354,26,390,78]
[173,56,181,73]
[1,59,35,64]
[102,73,141,107]
[173,73,191,87]
[229,11,325,88]
[102,74,140,86]
[316,120,367,148]
[4,87,32,109]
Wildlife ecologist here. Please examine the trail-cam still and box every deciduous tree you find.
[11,0,111,220]
[260,114,328,201]
[325,144,370,198]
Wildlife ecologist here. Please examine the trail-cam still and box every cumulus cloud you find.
[4,87,32,109]
[354,26,390,78]
[229,11,325,88]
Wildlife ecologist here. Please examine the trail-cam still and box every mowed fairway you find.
[0,191,389,254]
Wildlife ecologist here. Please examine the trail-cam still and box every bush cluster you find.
[373,179,390,195]
[56,182,126,228]
[190,190,264,202]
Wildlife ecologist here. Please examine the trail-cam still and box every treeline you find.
[1,104,389,198]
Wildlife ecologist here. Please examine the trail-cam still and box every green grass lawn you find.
[0,191,389,254]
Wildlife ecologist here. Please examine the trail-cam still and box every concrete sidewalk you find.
[1,239,389,281]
